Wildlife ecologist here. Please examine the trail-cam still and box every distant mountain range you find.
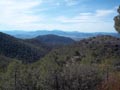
[0,30,120,63]
[2,30,120,40]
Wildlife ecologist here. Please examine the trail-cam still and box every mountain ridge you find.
[0,32,46,63]
[0,32,75,63]
[2,30,119,40]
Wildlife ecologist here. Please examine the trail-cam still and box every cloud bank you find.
[0,0,118,32]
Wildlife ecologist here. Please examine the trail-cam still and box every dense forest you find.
[0,6,120,90]
[0,34,120,90]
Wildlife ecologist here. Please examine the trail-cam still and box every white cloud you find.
[96,10,114,17]
[56,9,115,23]
[0,0,117,32]
[54,8,116,32]
[0,0,43,26]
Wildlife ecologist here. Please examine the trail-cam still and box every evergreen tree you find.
[114,6,120,33]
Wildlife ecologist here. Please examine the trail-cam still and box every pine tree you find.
[114,6,120,33]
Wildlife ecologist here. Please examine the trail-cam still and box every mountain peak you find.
[34,34,75,46]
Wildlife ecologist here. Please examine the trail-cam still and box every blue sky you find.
[0,0,120,32]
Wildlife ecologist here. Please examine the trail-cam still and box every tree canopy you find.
[114,6,120,33]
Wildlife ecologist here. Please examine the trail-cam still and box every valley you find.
[0,1,120,90]
[0,31,120,90]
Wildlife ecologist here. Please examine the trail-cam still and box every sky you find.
[0,0,120,32]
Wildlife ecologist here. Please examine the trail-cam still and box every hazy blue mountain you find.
[2,30,120,40]
[25,34,75,49]
[35,34,75,46]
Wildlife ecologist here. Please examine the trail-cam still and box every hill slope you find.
[26,34,75,48]
[40,35,120,68]
[0,32,46,63]
[0,35,120,90]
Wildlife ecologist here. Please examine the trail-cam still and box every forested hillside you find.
[0,0,120,90]
[42,35,120,66]
[0,34,120,90]
[0,32,48,63]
